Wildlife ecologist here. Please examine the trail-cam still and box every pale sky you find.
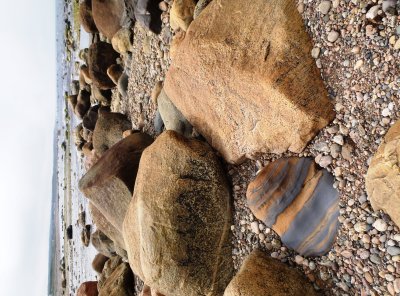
[0,0,55,295]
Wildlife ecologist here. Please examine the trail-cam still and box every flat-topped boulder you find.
[123,131,233,296]
[247,157,339,257]
[164,0,335,163]
[224,250,318,296]
[80,133,153,232]
[366,120,400,228]
[92,0,125,39]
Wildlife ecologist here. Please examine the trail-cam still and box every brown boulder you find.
[92,253,109,274]
[170,0,196,31]
[99,262,135,296]
[122,131,233,296]
[98,256,123,290]
[92,86,112,106]
[83,105,100,131]
[88,42,120,90]
[224,250,318,296]
[164,0,335,164]
[92,0,125,39]
[77,281,98,296]
[79,132,154,232]
[107,64,124,85]
[366,120,400,228]
[92,110,132,155]
[80,0,98,33]
[75,89,91,119]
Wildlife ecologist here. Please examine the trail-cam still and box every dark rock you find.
[92,253,109,274]
[246,157,339,257]
[66,225,73,239]
[135,0,163,34]
[107,64,123,85]
[122,131,233,296]
[224,250,319,296]
[77,281,99,296]
[92,110,132,155]
[88,42,120,90]
[71,80,80,94]
[83,105,100,131]
[80,0,98,33]
[81,224,92,247]
[92,0,125,39]
[92,86,112,106]
[75,89,91,119]
[98,263,135,296]
[80,133,154,232]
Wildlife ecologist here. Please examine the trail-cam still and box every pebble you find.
[319,155,332,167]
[250,221,260,234]
[366,5,380,20]
[333,135,344,145]
[354,222,368,233]
[311,47,320,59]
[373,219,388,232]
[387,246,400,256]
[327,31,339,43]
[318,1,331,15]
[394,234,400,242]
[365,272,374,284]
[395,39,400,50]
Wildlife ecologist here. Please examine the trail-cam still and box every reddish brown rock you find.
[79,132,154,232]
[88,42,120,90]
[92,0,125,39]
[92,253,109,274]
[80,0,98,33]
[164,0,335,163]
[170,0,196,31]
[77,281,98,296]
[122,131,233,296]
[98,256,123,290]
[224,250,318,296]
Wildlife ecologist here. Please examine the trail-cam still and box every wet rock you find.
[80,132,154,232]
[151,81,163,104]
[246,157,339,256]
[92,110,132,155]
[366,120,400,228]
[123,131,233,296]
[81,225,92,247]
[107,64,124,85]
[92,253,109,274]
[164,0,334,163]
[383,0,397,15]
[75,89,91,119]
[88,42,120,90]
[80,0,98,33]
[77,281,98,296]
[78,210,86,227]
[66,225,73,239]
[111,28,133,54]
[193,0,212,19]
[224,250,318,296]
[135,0,163,34]
[98,263,135,296]
[83,105,100,131]
[92,0,125,39]
[158,88,192,137]
[170,0,196,31]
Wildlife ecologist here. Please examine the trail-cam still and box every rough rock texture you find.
[90,204,126,250]
[111,28,133,54]
[122,131,233,296]
[75,89,91,119]
[77,281,99,296]
[88,42,120,90]
[170,0,196,31]
[135,0,163,34]
[247,157,339,256]
[92,86,112,106]
[80,132,153,231]
[366,120,400,228]
[83,105,100,131]
[92,253,109,274]
[98,256,123,290]
[68,94,78,111]
[157,88,192,137]
[80,0,98,33]
[164,0,335,163]
[99,262,135,296]
[224,250,318,296]
[81,225,91,247]
[92,110,133,155]
[92,0,125,39]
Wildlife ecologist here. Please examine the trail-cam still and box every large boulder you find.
[99,263,135,296]
[79,132,154,231]
[135,0,163,34]
[92,86,112,106]
[164,0,335,164]
[80,0,98,33]
[77,281,99,296]
[83,105,100,131]
[170,0,196,31]
[246,157,339,257]
[98,256,123,289]
[92,110,132,155]
[111,28,133,54]
[92,0,125,39]
[366,120,400,228]
[224,250,318,296]
[122,131,233,296]
[88,42,120,90]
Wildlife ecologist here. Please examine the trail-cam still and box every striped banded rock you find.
[246,157,339,256]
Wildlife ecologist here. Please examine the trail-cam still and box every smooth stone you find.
[98,263,135,296]
[92,253,109,274]
[318,1,331,15]
[387,246,400,256]
[77,281,98,296]
[246,157,339,256]
[80,0,98,33]
[170,0,196,31]
[327,31,339,42]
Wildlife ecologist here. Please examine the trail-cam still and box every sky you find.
[0,0,55,295]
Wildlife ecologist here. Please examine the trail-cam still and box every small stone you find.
[386,274,395,282]
[394,234,400,242]
[330,143,341,158]
[159,1,168,11]
[318,1,332,14]
[333,135,344,145]
[394,279,400,293]
[382,108,391,117]
[295,255,304,264]
[311,47,320,59]
[358,249,370,260]
[365,272,373,284]
[383,0,397,15]
[373,219,388,232]
[250,221,260,234]
[370,254,382,264]
[327,31,339,42]
[366,5,380,20]
[309,261,316,270]
[319,155,332,168]
[314,141,330,152]
[354,222,368,233]
[387,246,400,256]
